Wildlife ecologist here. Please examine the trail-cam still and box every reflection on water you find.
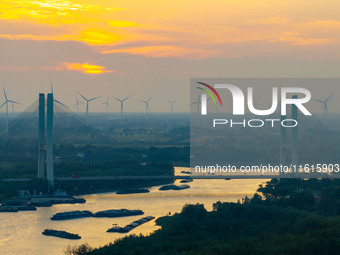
[0,168,267,255]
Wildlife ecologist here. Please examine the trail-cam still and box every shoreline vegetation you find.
[66,178,340,255]
[0,178,173,203]
[0,162,175,203]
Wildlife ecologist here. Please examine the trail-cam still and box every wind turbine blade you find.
[3,87,7,100]
[188,102,198,106]
[112,96,122,102]
[147,96,153,102]
[89,96,101,101]
[139,100,147,103]
[123,95,131,101]
[0,101,6,109]
[8,100,21,105]
[324,103,328,113]
[314,99,324,103]
[325,93,335,102]
[77,92,88,101]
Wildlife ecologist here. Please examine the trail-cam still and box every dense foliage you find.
[78,179,340,255]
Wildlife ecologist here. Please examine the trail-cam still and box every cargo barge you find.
[51,210,93,220]
[42,229,81,240]
[107,216,155,233]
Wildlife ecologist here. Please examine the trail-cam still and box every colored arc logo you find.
[196,82,223,106]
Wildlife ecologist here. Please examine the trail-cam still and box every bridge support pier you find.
[38,94,45,178]
[291,95,298,176]
[47,93,54,189]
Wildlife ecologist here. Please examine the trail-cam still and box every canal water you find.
[0,168,267,255]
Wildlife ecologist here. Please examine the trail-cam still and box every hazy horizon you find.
[1,0,340,112]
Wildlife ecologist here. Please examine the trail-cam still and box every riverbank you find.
[85,178,340,255]
[87,200,340,255]
[0,178,172,203]
[0,177,263,255]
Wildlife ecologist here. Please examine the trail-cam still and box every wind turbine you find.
[167,99,177,113]
[188,93,213,114]
[78,92,101,126]
[113,95,131,117]
[139,97,153,116]
[188,93,201,115]
[315,93,334,125]
[10,102,17,112]
[0,87,21,132]
[73,96,84,113]
[102,96,111,113]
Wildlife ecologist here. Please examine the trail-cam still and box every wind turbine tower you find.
[113,95,131,118]
[167,99,177,113]
[0,87,21,132]
[139,97,153,117]
[102,96,111,113]
[73,96,84,113]
[188,93,201,115]
[78,92,101,126]
[315,93,334,125]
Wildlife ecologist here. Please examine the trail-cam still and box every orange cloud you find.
[0,33,71,41]
[270,31,333,46]
[275,37,331,46]
[101,45,219,58]
[64,62,114,74]
[109,20,135,27]
[44,62,114,74]
[0,0,339,59]
[247,16,290,25]
[0,0,121,25]
[78,28,122,45]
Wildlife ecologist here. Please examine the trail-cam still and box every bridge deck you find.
[2,175,279,182]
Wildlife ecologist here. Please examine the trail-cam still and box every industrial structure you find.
[37,93,54,189]
[279,95,299,176]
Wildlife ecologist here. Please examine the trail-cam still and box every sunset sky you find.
[0,0,339,112]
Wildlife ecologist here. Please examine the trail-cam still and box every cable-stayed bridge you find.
[1,93,338,186]
[0,93,195,186]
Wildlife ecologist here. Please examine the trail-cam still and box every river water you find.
[0,168,267,255]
